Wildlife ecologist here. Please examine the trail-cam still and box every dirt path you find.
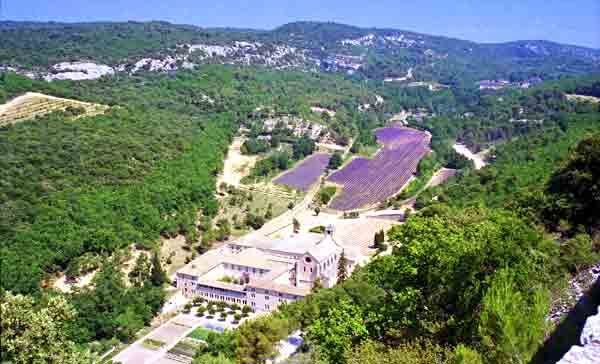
[425,168,457,189]
[217,137,258,187]
[453,143,487,170]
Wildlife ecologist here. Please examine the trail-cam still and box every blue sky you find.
[3,0,599,48]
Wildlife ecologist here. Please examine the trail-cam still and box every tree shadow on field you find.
[531,277,600,364]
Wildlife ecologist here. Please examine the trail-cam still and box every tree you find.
[293,218,301,233]
[366,208,555,343]
[292,135,316,160]
[236,316,289,364]
[193,353,235,364]
[373,230,386,252]
[198,330,238,360]
[546,133,600,233]
[328,152,343,170]
[479,270,549,364]
[150,250,167,287]
[0,292,99,364]
[559,233,599,273]
[246,213,266,230]
[337,250,349,283]
[453,345,483,364]
[216,218,232,241]
[129,253,151,287]
[346,339,453,364]
[314,206,321,216]
[307,299,367,364]
[115,306,145,341]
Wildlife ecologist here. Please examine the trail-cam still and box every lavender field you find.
[274,153,331,192]
[327,127,430,210]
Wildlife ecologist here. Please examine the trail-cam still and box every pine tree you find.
[337,250,348,283]
[129,253,151,287]
[150,250,166,287]
[293,218,300,233]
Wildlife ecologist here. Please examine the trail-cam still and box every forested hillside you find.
[0,66,380,294]
[1,23,599,362]
[1,20,599,83]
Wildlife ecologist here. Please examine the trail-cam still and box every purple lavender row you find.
[274,153,331,192]
[327,127,430,210]
[329,144,428,210]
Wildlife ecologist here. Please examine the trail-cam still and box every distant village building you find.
[176,227,359,312]
[478,79,510,90]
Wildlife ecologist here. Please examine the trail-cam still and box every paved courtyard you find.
[112,307,251,364]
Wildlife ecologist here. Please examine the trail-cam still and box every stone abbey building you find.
[176,226,358,312]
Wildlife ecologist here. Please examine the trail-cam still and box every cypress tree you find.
[337,250,348,283]
[150,250,166,287]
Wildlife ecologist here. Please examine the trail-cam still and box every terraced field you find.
[0,92,108,126]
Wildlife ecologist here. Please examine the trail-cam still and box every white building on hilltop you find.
[176,226,358,312]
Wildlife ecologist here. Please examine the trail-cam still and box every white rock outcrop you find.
[557,306,600,364]
[44,62,114,81]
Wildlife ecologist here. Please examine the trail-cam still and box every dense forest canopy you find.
[0,66,384,295]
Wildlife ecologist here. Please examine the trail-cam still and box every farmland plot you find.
[274,153,331,192]
[0,92,108,126]
[327,127,430,210]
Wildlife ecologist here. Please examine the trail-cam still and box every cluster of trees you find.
[1,292,100,364]
[69,253,167,344]
[317,186,337,205]
[241,138,271,155]
[190,316,289,364]
[246,151,291,179]
[1,252,167,360]
[270,205,588,364]
[244,136,316,180]
[327,152,343,170]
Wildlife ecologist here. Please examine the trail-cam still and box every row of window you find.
[223,263,266,275]
[197,291,248,305]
